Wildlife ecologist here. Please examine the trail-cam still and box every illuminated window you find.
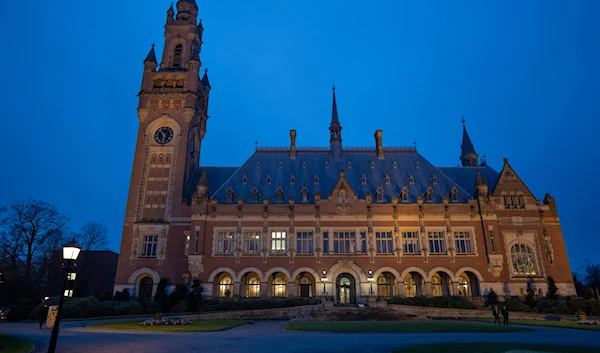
[184,232,190,256]
[64,290,73,297]
[431,274,443,297]
[404,274,416,297]
[243,231,261,254]
[272,275,287,297]
[296,231,314,254]
[219,275,233,297]
[510,243,537,275]
[216,231,235,254]
[333,231,354,254]
[176,77,184,87]
[67,273,76,280]
[454,231,473,254]
[428,231,446,254]
[458,275,470,297]
[245,275,260,298]
[402,231,420,254]
[153,78,163,88]
[165,77,174,87]
[375,231,393,254]
[377,273,393,297]
[271,231,286,252]
[141,235,158,257]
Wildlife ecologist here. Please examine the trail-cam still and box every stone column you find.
[425,282,433,298]
[261,281,268,298]
[450,281,459,296]
[397,282,405,297]
[233,282,241,301]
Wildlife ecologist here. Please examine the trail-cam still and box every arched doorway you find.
[377,272,395,297]
[270,272,288,297]
[431,272,452,297]
[138,276,153,301]
[458,271,480,297]
[216,272,234,298]
[336,273,356,304]
[241,272,261,298]
[404,272,425,297]
[296,272,315,297]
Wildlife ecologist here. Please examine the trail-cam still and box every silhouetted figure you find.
[501,305,509,326]
[39,299,49,329]
[492,305,501,325]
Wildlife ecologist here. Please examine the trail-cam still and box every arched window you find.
[347,162,352,169]
[242,177,248,185]
[510,243,538,275]
[165,77,175,87]
[457,275,470,297]
[385,176,391,185]
[245,275,260,298]
[138,276,154,301]
[153,78,163,88]
[290,176,295,185]
[172,44,183,67]
[376,188,384,203]
[266,177,272,185]
[432,176,438,185]
[176,77,185,87]
[409,175,414,184]
[370,162,375,169]
[314,177,319,185]
[401,187,409,202]
[279,161,283,169]
[377,273,392,297]
[272,275,287,297]
[151,154,157,163]
[404,274,416,298]
[451,187,458,202]
[165,154,171,164]
[361,177,367,185]
[275,188,284,203]
[301,188,309,203]
[218,275,233,297]
[431,274,443,297]
[158,154,164,163]
[426,187,433,202]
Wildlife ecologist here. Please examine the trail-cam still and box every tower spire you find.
[460,117,478,167]
[329,84,342,160]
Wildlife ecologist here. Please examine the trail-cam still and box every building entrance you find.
[336,273,356,304]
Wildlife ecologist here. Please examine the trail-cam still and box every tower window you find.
[151,154,157,164]
[158,154,164,164]
[165,77,175,87]
[165,154,171,164]
[176,77,184,88]
[154,78,163,88]
[172,44,183,67]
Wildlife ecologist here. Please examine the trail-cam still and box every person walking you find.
[38,298,49,329]
[492,305,501,325]
[501,305,509,326]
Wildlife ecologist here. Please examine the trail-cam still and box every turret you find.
[474,169,488,197]
[176,0,198,23]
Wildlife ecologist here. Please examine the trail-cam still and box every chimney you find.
[375,130,384,159]
[290,130,297,159]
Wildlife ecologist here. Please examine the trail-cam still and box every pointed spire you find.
[329,84,342,160]
[196,168,209,197]
[460,117,479,167]
[475,169,486,187]
[474,169,489,197]
[331,84,340,127]
[199,168,208,187]
[201,68,211,87]
[144,44,157,63]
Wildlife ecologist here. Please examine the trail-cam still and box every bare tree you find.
[75,221,109,250]
[0,198,68,296]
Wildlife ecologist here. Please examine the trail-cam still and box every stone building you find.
[114,0,575,304]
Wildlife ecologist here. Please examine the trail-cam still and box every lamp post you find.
[48,240,81,353]
[0,272,5,306]
[321,270,328,296]
[368,270,375,295]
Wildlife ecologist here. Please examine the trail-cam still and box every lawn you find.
[394,343,600,353]
[89,319,250,332]
[0,335,34,353]
[471,318,600,331]
[285,321,532,333]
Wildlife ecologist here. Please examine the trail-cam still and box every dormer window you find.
[376,188,384,203]
[279,162,283,169]
[385,176,391,185]
[325,162,329,169]
[426,187,433,202]
[361,176,367,185]
[432,176,438,185]
[370,162,375,169]
[275,188,284,203]
[401,187,409,202]
[226,188,234,203]
[415,162,420,169]
[451,187,458,202]
[251,188,259,203]
[409,175,414,184]
[290,176,295,185]
[347,162,352,169]
[256,162,261,168]
[266,177,272,185]
[242,177,248,185]
[314,177,319,185]
[301,188,309,203]
[172,44,183,67]
[393,161,397,169]
[302,162,307,169]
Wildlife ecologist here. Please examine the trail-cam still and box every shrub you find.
[503,299,532,312]
[170,300,188,313]
[113,301,144,316]
[169,284,189,307]
[485,289,499,306]
[546,276,559,300]
[154,278,171,313]
[142,301,161,314]
[7,302,32,322]
[113,288,131,302]
[582,286,594,299]
[525,282,536,308]
[534,299,570,315]
[187,280,203,312]
[96,301,114,317]
[387,296,477,310]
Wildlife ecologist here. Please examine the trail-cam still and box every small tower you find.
[474,169,488,197]
[460,117,479,167]
[329,85,343,160]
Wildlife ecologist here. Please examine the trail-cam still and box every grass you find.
[394,343,600,353]
[88,319,250,332]
[471,318,600,331]
[285,321,532,333]
[0,335,34,353]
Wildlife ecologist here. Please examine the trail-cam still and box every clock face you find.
[154,127,173,144]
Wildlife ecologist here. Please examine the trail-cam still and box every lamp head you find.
[62,239,81,261]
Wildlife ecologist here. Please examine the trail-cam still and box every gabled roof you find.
[209,149,472,204]
[437,166,499,197]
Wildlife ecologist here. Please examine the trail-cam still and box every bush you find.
[546,276,559,300]
[534,299,570,315]
[170,300,188,313]
[503,299,532,312]
[113,301,144,316]
[582,286,594,299]
[142,301,161,314]
[96,301,114,317]
[169,284,189,307]
[525,282,536,308]
[113,288,131,302]
[154,278,171,313]
[187,280,203,312]
[387,296,477,310]
[485,289,499,306]
[7,303,32,322]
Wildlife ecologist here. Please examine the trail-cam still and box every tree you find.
[546,276,559,300]
[74,221,109,251]
[581,286,594,299]
[485,288,499,306]
[154,278,171,313]
[580,262,600,296]
[187,280,203,312]
[573,273,584,297]
[0,198,67,298]
[525,281,536,308]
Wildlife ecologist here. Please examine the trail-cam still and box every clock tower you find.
[116,0,210,285]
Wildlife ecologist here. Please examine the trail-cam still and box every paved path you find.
[2,320,600,353]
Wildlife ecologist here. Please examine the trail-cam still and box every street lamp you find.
[368,270,375,295]
[0,273,5,284]
[321,270,328,296]
[48,240,81,353]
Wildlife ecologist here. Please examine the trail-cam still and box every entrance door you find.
[300,284,310,297]
[336,273,355,304]
[139,277,153,301]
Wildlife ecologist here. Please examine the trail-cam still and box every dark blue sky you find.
[1,1,598,269]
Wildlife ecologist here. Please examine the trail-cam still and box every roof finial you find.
[332,82,336,91]
[255,140,258,150]
[413,140,417,150]
[461,116,465,127]
[151,43,155,48]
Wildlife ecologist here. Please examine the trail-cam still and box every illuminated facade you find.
[114,0,575,304]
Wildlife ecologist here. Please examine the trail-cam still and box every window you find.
[401,187,409,202]
[245,275,260,298]
[347,162,352,169]
[431,274,443,297]
[409,175,414,184]
[251,188,259,203]
[504,194,525,209]
[490,229,496,253]
[432,176,438,185]
[404,274,417,297]
[458,276,469,297]
[376,188,384,203]
[275,188,284,202]
[370,162,375,169]
[385,177,391,185]
[301,188,309,202]
[360,232,367,253]
[172,44,183,67]
[266,176,272,185]
[151,154,157,163]
[184,233,190,256]
[323,231,329,254]
[226,188,234,203]
[454,231,473,253]
[334,231,354,254]
[272,275,287,297]
[510,243,537,275]
[243,231,261,254]
[271,231,286,252]
[296,231,314,254]
[325,162,329,169]
[426,188,433,202]
[377,274,392,297]
[279,161,283,169]
[242,177,248,185]
[302,162,307,169]
[256,162,261,168]
[451,187,458,202]
[141,235,158,257]
[67,273,76,280]
[165,77,174,87]
[428,231,446,254]
[375,231,393,254]
[415,162,420,169]
[361,176,367,185]
[64,290,74,297]
[153,78,163,88]
[290,176,295,185]
[314,177,319,185]
[219,276,233,297]
[176,77,184,87]
[216,231,235,254]
[393,161,397,169]
[402,231,420,254]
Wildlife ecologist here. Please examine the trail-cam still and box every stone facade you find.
[114,0,575,304]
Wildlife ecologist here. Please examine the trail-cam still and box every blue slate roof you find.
[205,149,477,204]
[437,166,499,197]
